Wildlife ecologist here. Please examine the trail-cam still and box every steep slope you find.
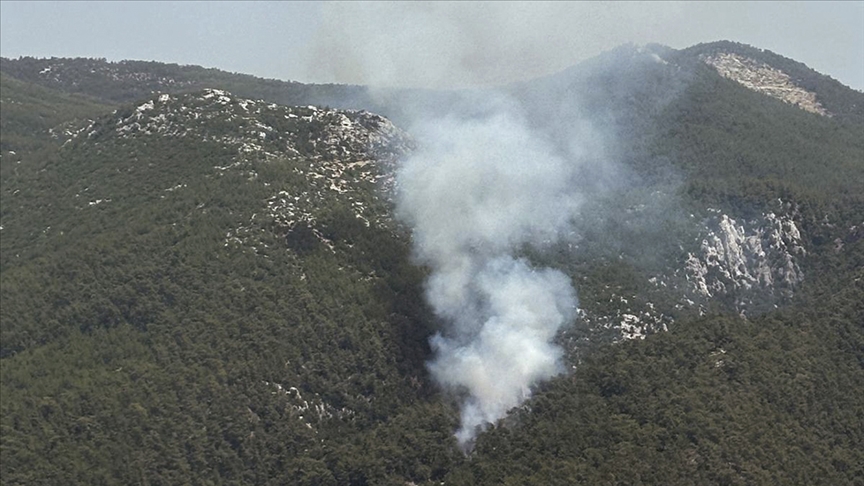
[509,43,863,339]
[680,40,864,123]
[0,88,463,484]
[700,51,829,116]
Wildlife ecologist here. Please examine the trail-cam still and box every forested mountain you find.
[0,56,367,109]
[1,41,862,485]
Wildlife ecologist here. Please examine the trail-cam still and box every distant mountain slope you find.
[0,56,375,112]
[511,43,863,325]
[678,40,864,123]
[0,72,113,152]
[5,39,862,127]
[0,56,470,129]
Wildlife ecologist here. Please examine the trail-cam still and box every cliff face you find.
[684,209,805,314]
[571,207,807,345]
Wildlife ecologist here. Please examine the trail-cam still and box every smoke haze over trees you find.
[1,35,864,485]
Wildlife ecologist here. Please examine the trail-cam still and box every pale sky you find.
[1,1,862,90]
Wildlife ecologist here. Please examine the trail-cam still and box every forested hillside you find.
[1,41,863,485]
[0,56,367,108]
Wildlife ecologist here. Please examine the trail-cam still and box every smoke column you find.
[395,106,582,449]
[308,0,612,453]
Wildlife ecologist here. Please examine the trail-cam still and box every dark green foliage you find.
[658,65,864,205]
[447,268,864,485]
[679,40,864,124]
[2,45,864,484]
[0,72,113,155]
[0,56,365,108]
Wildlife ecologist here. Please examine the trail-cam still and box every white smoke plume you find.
[307,1,621,451]
[396,106,583,449]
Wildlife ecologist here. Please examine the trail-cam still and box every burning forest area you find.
[2,3,863,485]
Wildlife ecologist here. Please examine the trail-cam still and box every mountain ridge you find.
[4,39,862,125]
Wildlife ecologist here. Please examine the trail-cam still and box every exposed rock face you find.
[684,210,805,312]
[564,202,808,347]
[579,303,669,343]
[263,381,355,430]
[70,88,411,162]
[702,52,830,116]
[577,205,810,346]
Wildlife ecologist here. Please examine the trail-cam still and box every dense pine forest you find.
[1,41,863,485]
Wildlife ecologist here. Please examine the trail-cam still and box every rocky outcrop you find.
[702,52,830,116]
[684,209,805,312]
[60,89,413,253]
[66,88,411,162]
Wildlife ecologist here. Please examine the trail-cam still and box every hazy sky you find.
[1,1,862,90]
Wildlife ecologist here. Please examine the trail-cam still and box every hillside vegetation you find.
[1,42,863,484]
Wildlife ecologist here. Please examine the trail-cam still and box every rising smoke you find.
[306,2,689,89]
[395,106,586,449]
[308,2,628,451]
